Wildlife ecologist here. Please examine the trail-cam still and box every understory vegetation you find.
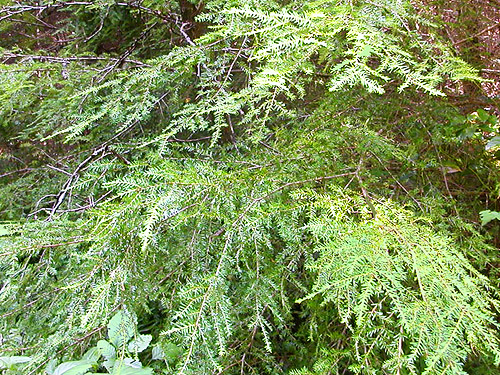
[1,0,500,374]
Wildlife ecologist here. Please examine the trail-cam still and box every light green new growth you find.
[0,0,498,374]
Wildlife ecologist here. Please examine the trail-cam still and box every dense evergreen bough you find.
[1,0,500,374]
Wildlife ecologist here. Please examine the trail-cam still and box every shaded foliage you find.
[0,1,500,374]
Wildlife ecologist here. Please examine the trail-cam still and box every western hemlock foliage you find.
[1,0,499,374]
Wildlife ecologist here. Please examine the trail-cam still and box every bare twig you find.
[2,52,150,68]
[46,146,108,220]
[96,21,158,82]
[0,2,93,22]
[454,21,500,46]
[0,168,33,178]
[46,165,72,176]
